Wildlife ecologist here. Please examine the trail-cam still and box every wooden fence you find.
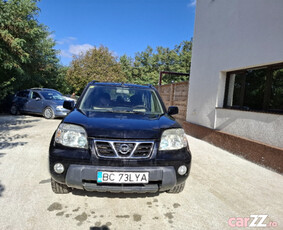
[155,81,189,121]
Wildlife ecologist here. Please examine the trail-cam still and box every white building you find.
[186,0,283,172]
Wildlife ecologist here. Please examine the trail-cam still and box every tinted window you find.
[224,64,283,114]
[269,67,283,112]
[17,90,29,98]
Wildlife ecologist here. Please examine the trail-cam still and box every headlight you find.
[159,128,187,150]
[55,123,88,149]
[56,105,64,110]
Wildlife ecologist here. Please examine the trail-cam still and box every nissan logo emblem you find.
[119,144,131,155]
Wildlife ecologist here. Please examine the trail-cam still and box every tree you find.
[55,66,72,94]
[119,40,192,85]
[0,0,61,101]
[119,54,134,82]
[66,46,126,94]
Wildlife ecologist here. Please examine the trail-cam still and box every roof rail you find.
[30,88,43,90]
[30,88,57,91]
[43,88,58,91]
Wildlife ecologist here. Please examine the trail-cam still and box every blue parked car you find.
[10,88,72,119]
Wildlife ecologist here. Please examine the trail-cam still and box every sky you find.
[37,0,196,66]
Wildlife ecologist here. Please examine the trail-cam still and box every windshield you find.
[79,85,164,115]
[41,91,64,100]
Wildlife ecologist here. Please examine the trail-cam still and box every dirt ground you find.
[0,115,282,230]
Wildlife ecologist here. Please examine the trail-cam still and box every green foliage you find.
[66,46,126,94]
[0,0,61,102]
[119,40,192,85]
[54,66,72,94]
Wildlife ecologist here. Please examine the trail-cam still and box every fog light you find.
[54,163,64,174]
[178,165,187,175]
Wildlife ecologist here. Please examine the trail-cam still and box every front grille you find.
[96,142,116,157]
[133,143,153,157]
[94,139,154,159]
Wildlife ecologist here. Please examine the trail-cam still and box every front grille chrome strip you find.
[93,139,154,159]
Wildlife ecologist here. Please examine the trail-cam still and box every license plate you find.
[97,171,149,184]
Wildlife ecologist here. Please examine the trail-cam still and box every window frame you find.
[223,63,283,115]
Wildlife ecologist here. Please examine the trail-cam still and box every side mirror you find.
[35,97,41,101]
[63,100,75,110]
[168,106,179,116]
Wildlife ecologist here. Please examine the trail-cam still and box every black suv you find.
[49,82,191,194]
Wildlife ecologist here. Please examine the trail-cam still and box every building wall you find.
[215,109,283,148]
[187,0,283,148]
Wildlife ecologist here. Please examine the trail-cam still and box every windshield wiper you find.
[111,110,147,114]
[131,111,146,114]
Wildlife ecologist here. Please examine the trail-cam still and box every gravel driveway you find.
[0,115,282,230]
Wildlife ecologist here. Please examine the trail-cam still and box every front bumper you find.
[49,137,192,193]
[54,109,69,117]
[65,165,178,193]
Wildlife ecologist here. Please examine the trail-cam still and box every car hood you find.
[62,109,180,139]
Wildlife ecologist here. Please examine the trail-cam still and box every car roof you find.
[89,81,154,89]
[29,88,58,91]
[28,88,62,94]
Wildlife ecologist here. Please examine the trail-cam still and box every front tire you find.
[167,182,186,193]
[43,107,55,119]
[51,178,70,194]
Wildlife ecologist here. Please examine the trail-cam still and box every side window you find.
[16,91,23,97]
[17,90,30,98]
[23,91,30,98]
[150,91,162,113]
[32,92,41,99]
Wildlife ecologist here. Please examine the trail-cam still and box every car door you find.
[25,91,44,113]
[16,90,30,112]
